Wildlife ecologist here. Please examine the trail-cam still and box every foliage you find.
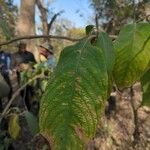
[8,114,21,139]
[20,63,52,98]
[90,0,149,34]
[0,0,148,149]
[40,38,108,149]
[66,27,86,38]
[95,32,115,74]
[39,22,150,149]
[113,23,150,89]
[85,25,95,35]
[52,26,86,60]
[24,111,39,135]
[0,0,17,41]
[0,120,13,150]
[0,62,52,148]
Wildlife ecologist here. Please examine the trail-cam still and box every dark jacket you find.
[0,73,10,98]
[11,51,36,68]
[0,52,11,74]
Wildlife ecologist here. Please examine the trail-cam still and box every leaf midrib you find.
[61,39,94,146]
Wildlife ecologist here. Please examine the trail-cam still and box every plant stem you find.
[0,74,44,119]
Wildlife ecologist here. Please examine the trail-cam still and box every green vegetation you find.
[0,0,149,149]
[39,22,150,149]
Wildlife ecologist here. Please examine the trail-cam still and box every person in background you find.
[11,42,36,110]
[38,42,56,69]
[11,42,36,81]
[0,50,12,99]
[0,73,10,111]
[11,42,36,70]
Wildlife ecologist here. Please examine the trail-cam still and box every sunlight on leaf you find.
[113,23,150,89]
[8,114,21,139]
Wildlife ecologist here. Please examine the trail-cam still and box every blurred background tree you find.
[90,0,150,34]
[0,0,17,41]
[0,0,18,52]
[0,0,149,55]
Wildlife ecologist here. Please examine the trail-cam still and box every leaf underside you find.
[113,23,150,89]
[39,39,108,150]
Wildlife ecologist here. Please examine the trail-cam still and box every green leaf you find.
[141,69,150,106]
[24,111,39,135]
[8,114,21,139]
[95,32,115,96]
[39,39,108,149]
[85,25,95,35]
[41,80,48,92]
[113,23,150,89]
[95,32,116,74]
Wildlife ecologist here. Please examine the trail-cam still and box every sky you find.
[13,0,94,28]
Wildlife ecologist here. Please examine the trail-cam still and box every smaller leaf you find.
[95,32,115,97]
[41,80,48,92]
[141,69,150,106]
[95,32,115,74]
[8,114,21,139]
[24,111,39,135]
[85,25,95,35]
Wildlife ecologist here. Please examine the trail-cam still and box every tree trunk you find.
[36,0,48,36]
[36,0,63,43]
[16,0,39,62]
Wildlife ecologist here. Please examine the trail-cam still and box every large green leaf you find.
[95,32,115,74]
[39,39,108,149]
[113,23,150,89]
[141,69,150,106]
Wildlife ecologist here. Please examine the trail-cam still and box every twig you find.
[95,13,99,31]
[47,11,64,34]
[0,34,117,46]
[109,35,117,39]
[132,0,136,22]
[22,86,28,111]
[0,35,83,46]
[0,74,44,119]
[36,0,48,34]
[130,86,140,146]
[137,14,150,22]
